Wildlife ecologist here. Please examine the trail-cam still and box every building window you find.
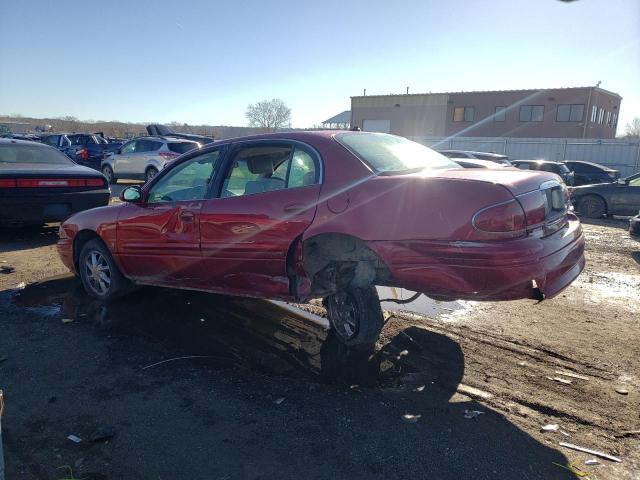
[612,113,617,127]
[453,106,475,122]
[598,107,604,124]
[556,104,584,122]
[519,105,544,122]
[606,111,612,126]
[591,105,598,123]
[494,106,506,122]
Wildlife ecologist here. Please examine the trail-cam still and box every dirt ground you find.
[0,216,638,479]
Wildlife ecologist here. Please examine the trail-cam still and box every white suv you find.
[100,136,200,183]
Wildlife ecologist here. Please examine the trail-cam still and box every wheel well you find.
[300,233,392,297]
[73,230,102,271]
[146,165,158,173]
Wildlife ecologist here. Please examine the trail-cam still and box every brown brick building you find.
[351,86,621,139]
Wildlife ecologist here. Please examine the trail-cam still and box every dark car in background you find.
[571,172,640,218]
[511,160,575,186]
[146,124,215,145]
[452,158,508,169]
[0,139,110,226]
[562,160,619,186]
[630,211,640,237]
[42,133,123,170]
[439,150,512,166]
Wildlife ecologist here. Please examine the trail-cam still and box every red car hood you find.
[432,168,561,196]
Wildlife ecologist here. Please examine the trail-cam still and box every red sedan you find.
[57,132,585,345]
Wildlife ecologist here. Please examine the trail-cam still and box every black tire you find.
[578,195,607,218]
[101,165,117,184]
[325,286,384,346]
[78,239,131,301]
[145,167,159,183]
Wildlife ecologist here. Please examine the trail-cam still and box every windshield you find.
[337,133,458,174]
[0,144,73,164]
[168,142,199,154]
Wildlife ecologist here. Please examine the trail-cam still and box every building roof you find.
[322,111,351,124]
[351,86,621,99]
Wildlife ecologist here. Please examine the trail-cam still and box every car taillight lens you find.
[0,178,106,188]
[80,148,88,160]
[158,152,178,159]
[473,200,526,235]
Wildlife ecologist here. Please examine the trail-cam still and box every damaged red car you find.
[57,132,585,345]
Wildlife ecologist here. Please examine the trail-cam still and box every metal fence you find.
[411,136,640,177]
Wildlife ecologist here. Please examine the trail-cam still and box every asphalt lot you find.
[0,213,638,479]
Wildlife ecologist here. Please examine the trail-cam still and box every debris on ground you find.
[547,376,572,385]
[463,410,485,419]
[541,424,559,432]
[584,459,600,465]
[615,387,629,395]
[66,435,82,444]
[615,430,640,438]
[401,414,421,423]
[554,370,590,381]
[61,318,74,324]
[0,266,14,274]
[15,282,26,290]
[552,462,588,477]
[273,397,285,405]
[559,442,622,463]
[89,426,115,443]
[0,354,7,364]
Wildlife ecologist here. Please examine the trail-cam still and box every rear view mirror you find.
[121,185,142,202]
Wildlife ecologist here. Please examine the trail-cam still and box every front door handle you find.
[283,203,306,213]
[180,211,195,221]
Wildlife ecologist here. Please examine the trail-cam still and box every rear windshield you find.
[0,144,73,164]
[168,142,198,154]
[337,133,457,174]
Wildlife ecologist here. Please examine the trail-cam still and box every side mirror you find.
[617,178,627,185]
[120,185,142,203]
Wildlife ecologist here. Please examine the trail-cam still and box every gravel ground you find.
[0,217,638,479]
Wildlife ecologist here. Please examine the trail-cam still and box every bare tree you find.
[623,117,640,138]
[245,99,291,131]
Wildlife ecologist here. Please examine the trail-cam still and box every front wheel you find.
[325,286,384,346]
[145,167,158,183]
[78,239,131,301]
[578,195,607,218]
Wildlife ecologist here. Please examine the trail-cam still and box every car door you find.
[116,148,223,285]
[609,175,640,215]
[199,141,322,299]
[112,140,137,176]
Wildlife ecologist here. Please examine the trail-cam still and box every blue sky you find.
[1,0,638,132]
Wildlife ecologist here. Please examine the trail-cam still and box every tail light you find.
[158,152,178,160]
[0,178,106,188]
[472,200,526,238]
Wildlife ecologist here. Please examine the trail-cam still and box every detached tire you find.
[78,239,131,301]
[578,195,607,218]
[325,286,384,346]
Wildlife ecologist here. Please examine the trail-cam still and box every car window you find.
[135,140,160,152]
[68,135,88,146]
[538,163,558,173]
[0,144,73,164]
[42,135,59,147]
[120,141,136,154]
[338,133,457,174]
[288,148,318,188]
[221,145,292,198]
[147,150,220,203]
[168,142,198,154]
[629,177,640,187]
[567,163,585,173]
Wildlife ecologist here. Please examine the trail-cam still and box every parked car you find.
[451,158,508,169]
[571,172,640,217]
[562,160,619,186]
[439,150,512,166]
[630,211,640,237]
[42,133,122,170]
[57,132,585,346]
[0,139,109,226]
[100,136,200,183]
[511,160,575,186]
[146,124,215,145]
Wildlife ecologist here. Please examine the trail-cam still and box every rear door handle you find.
[180,211,196,221]
[283,203,306,213]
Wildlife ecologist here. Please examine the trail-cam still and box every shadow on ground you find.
[0,224,59,253]
[0,276,573,479]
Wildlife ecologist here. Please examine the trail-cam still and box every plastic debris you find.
[16,282,26,290]
[61,318,74,324]
[67,434,82,444]
[615,387,629,395]
[401,414,421,423]
[584,459,600,465]
[413,385,425,392]
[547,376,572,385]
[90,425,115,443]
[559,442,622,463]
[554,370,589,381]
[541,424,559,432]
[464,410,485,419]
[273,397,285,405]
[559,430,571,437]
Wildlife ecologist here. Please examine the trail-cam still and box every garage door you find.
[362,119,391,133]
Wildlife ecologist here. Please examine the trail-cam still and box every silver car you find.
[100,136,200,183]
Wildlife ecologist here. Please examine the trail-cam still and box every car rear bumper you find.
[368,215,585,301]
[0,189,110,225]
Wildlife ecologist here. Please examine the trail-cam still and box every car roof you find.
[512,159,562,165]
[562,160,616,170]
[128,136,199,143]
[0,138,47,147]
[453,158,505,168]
[439,149,507,158]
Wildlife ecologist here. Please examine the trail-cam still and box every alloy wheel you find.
[330,292,359,340]
[84,250,111,296]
